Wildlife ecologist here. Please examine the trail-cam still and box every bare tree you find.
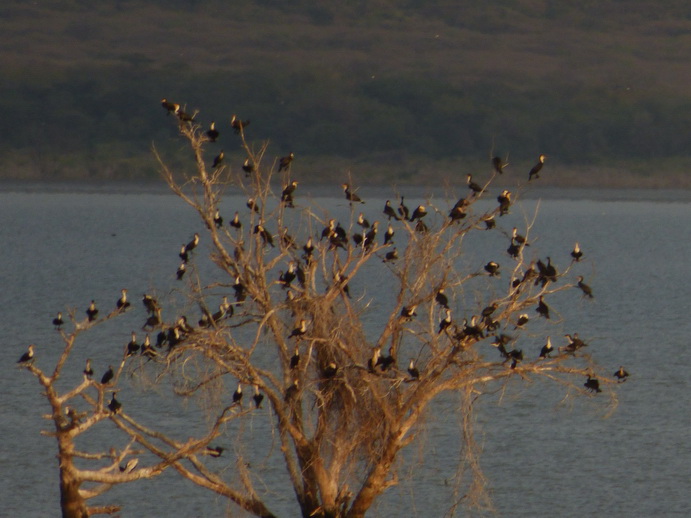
[20,107,620,517]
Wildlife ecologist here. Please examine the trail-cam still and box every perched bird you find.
[334,272,350,298]
[232,383,243,404]
[86,300,99,322]
[253,385,264,408]
[449,205,467,221]
[289,319,308,339]
[614,366,630,382]
[52,312,64,330]
[515,314,529,329]
[206,121,219,142]
[409,205,427,221]
[212,150,225,168]
[342,183,364,204]
[116,289,130,311]
[108,392,122,413]
[384,223,395,245]
[206,446,225,458]
[357,212,370,229]
[539,337,553,358]
[563,333,588,353]
[179,243,189,263]
[213,209,223,228]
[176,262,186,280]
[576,276,594,298]
[383,200,399,220]
[398,197,409,220]
[290,346,300,369]
[484,261,500,276]
[400,305,418,320]
[536,296,550,319]
[466,174,483,194]
[247,197,260,213]
[303,236,315,259]
[435,288,449,309]
[484,214,496,229]
[511,228,528,246]
[492,156,507,174]
[230,114,250,134]
[185,233,200,253]
[229,211,242,230]
[383,248,398,262]
[497,190,512,216]
[17,344,35,365]
[242,158,255,176]
[584,375,602,393]
[323,362,338,378]
[161,98,176,115]
[438,308,452,334]
[174,104,195,122]
[254,224,275,247]
[571,242,583,262]
[141,335,157,358]
[142,294,159,315]
[83,358,94,379]
[120,459,139,473]
[126,332,140,357]
[408,359,420,380]
[281,181,298,207]
[101,365,114,385]
[528,154,546,181]
[278,152,294,171]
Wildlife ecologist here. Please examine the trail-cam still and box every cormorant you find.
[161,98,176,115]
[253,385,264,408]
[400,305,418,320]
[438,308,452,334]
[323,362,338,378]
[576,276,594,298]
[206,446,225,458]
[290,346,300,369]
[303,236,315,260]
[409,205,426,221]
[492,156,507,174]
[206,121,219,142]
[242,158,255,176]
[398,197,409,220]
[230,114,250,134]
[101,365,114,385]
[233,276,246,302]
[179,244,189,263]
[174,104,195,122]
[384,223,395,245]
[484,261,500,276]
[571,242,583,262]
[514,314,529,329]
[536,296,550,319]
[449,206,467,221]
[230,211,242,230]
[254,224,275,247]
[289,319,308,339]
[247,197,260,213]
[368,348,381,373]
[116,289,130,311]
[176,262,186,280]
[357,212,370,229]
[278,152,294,171]
[232,383,243,404]
[497,190,512,216]
[281,181,298,207]
[334,272,350,297]
[280,262,297,288]
[213,209,223,228]
[142,294,159,315]
[141,335,156,358]
[17,344,35,365]
[212,150,225,168]
[408,359,420,380]
[364,221,378,250]
[126,332,140,357]
[563,333,588,353]
[584,375,601,393]
[511,228,528,246]
[383,200,399,220]
[528,154,546,181]
[342,183,364,204]
[466,174,483,194]
[536,257,558,286]
[539,337,553,358]
[383,248,398,262]
[53,312,64,330]
[614,366,630,382]
[484,214,497,229]
[84,358,93,379]
[285,379,299,401]
[185,233,200,253]
[108,392,122,413]
[86,300,99,322]
[435,288,449,309]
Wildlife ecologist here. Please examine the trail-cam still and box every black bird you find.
[408,359,420,380]
[279,262,297,288]
[233,276,247,303]
[232,383,243,404]
[176,262,186,280]
[161,98,176,115]
[289,319,308,339]
[563,333,588,353]
[449,205,467,222]
[383,248,398,262]
[507,242,521,259]
[342,183,364,204]
[356,212,370,229]
[116,289,130,311]
[247,197,260,213]
[213,209,223,228]
[536,296,550,319]
[254,224,275,247]
[285,379,299,402]
[126,332,140,357]
[576,276,594,298]
[303,236,315,259]
[230,114,250,134]
[141,335,156,358]
[281,181,298,207]
[185,233,200,253]
[53,312,64,329]
[511,228,528,246]
[83,358,93,378]
[571,242,583,262]
[492,156,507,174]
[206,446,225,458]
[466,174,483,194]
[17,344,35,365]
[528,154,546,181]
[515,313,529,329]
[174,104,195,122]
[536,257,558,286]
[334,272,350,297]
[86,300,99,322]
[278,152,294,171]
[409,205,427,221]
[584,375,602,393]
[253,385,264,408]
[539,337,553,358]
[242,158,255,176]
[108,392,122,413]
[212,150,225,168]
[497,190,512,216]
[363,222,378,250]
[142,294,159,315]
[398,197,409,220]
[484,214,497,229]
[484,261,500,276]
[179,244,189,263]
[323,362,338,378]
[384,223,395,245]
[438,308,452,334]
[206,121,219,142]
[435,288,449,309]
[230,211,242,230]
[400,305,418,320]
[614,366,630,382]
[290,346,300,369]
[383,200,399,220]
[101,365,114,385]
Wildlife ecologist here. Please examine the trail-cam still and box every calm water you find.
[2,184,690,517]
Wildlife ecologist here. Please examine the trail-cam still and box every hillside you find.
[1,0,689,186]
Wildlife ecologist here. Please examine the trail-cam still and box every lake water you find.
[2,183,690,517]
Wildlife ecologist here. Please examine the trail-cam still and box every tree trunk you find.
[60,465,88,518]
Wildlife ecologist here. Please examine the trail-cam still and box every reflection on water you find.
[1,184,690,517]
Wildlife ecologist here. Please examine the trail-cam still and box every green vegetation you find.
[1,0,689,185]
